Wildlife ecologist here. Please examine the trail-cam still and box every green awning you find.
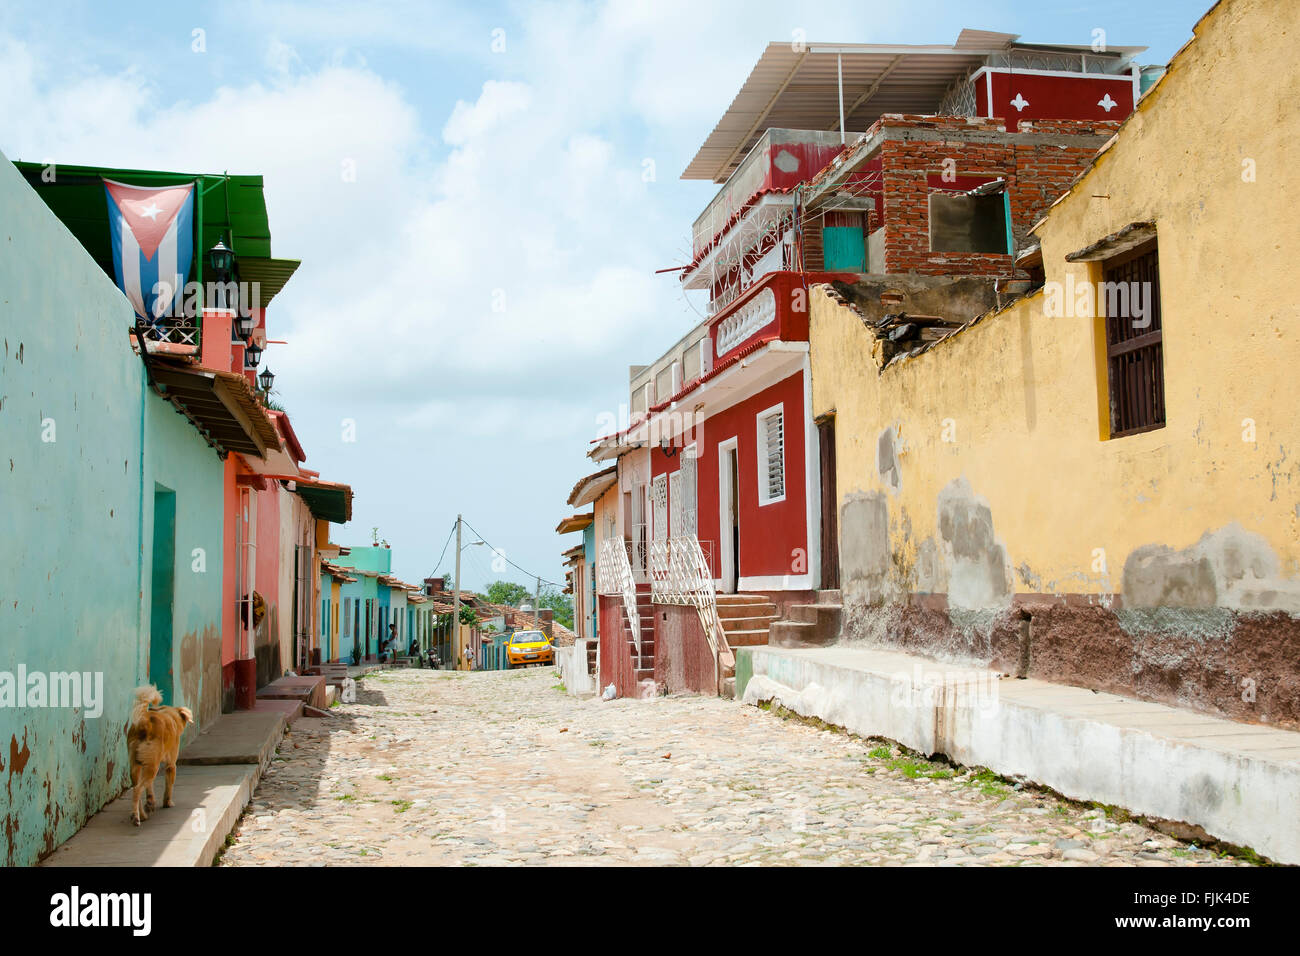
[12,160,280,286]
[293,479,353,525]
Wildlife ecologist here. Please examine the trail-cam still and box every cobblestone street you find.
[219,668,1252,867]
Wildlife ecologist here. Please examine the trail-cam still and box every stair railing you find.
[598,537,641,657]
[649,536,734,687]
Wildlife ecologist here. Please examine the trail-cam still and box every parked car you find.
[505,629,553,668]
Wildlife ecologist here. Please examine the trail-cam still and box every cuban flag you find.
[102,179,196,321]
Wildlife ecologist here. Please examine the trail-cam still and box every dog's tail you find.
[129,684,162,730]
[177,707,194,726]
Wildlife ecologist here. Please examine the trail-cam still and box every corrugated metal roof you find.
[683,41,1001,182]
[683,29,1145,184]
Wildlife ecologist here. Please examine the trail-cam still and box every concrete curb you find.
[739,645,1300,864]
[41,711,288,867]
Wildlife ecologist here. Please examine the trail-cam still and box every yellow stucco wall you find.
[811,0,1300,610]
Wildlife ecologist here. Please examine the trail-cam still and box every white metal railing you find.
[648,537,734,683]
[598,538,641,656]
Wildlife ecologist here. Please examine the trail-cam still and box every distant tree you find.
[458,604,479,628]
[539,587,574,630]
[485,580,531,607]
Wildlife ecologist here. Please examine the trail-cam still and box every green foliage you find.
[538,587,574,629]
[458,604,479,627]
[485,580,531,607]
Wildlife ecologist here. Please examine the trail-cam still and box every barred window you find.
[1103,241,1165,437]
[757,406,785,504]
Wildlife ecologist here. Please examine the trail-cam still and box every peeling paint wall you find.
[809,0,1300,727]
[0,153,226,863]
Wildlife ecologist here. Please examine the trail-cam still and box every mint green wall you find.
[141,394,225,728]
[0,154,224,865]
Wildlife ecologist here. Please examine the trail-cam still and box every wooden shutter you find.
[1104,243,1165,437]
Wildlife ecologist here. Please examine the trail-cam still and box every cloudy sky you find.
[0,0,1204,592]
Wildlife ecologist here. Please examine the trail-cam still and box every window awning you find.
[556,513,594,534]
[147,358,281,459]
[293,477,354,524]
[1065,221,1156,262]
[566,465,618,506]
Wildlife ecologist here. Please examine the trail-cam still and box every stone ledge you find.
[737,644,1300,864]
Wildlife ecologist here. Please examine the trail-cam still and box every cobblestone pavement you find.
[220,668,1251,867]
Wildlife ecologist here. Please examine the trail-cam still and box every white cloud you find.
[0,0,905,587]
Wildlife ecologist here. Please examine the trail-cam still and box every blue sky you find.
[0,0,1208,594]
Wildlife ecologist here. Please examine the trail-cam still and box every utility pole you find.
[534,575,541,627]
[453,514,463,670]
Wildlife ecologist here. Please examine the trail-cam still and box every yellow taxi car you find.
[506,629,554,668]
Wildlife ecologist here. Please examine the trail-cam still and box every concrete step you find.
[179,711,287,770]
[716,593,770,605]
[790,602,842,627]
[721,613,777,631]
[721,677,736,700]
[725,628,772,647]
[252,697,303,723]
[717,601,777,619]
[769,620,837,649]
[817,589,842,605]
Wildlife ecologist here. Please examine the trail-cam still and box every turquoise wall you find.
[333,546,391,661]
[140,394,225,727]
[0,154,224,864]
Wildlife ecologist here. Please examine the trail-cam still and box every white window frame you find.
[680,443,698,537]
[755,403,786,506]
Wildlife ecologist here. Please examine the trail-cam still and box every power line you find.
[459,517,566,590]
[428,520,457,578]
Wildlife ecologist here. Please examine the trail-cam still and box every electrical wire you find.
[459,517,567,590]
[427,520,457,579]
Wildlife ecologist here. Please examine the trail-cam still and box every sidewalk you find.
[737,644,1300,865]
[42,710,287,868]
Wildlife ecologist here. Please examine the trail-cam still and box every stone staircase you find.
[768,590,843,648]
[631,582,656,684]
[716,593,779,647]
[714,594,776,699]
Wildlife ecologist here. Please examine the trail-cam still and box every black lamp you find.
[235,312,255,339]
[244,342,263,368]
[208,241,234,281]
[258,367,275,393]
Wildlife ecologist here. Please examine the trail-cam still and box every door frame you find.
[717,436,739,593]
[816,412,840,590]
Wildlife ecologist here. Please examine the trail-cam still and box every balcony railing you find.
[692,128,846,258]
[141,320,201,348]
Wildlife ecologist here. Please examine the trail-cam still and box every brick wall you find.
[874,116,1119,276]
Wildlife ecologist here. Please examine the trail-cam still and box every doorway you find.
[149,486,176,704]
[817,415,840,590]
[718,438,739,593]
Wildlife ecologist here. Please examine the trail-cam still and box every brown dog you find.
[126,685,193,826]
